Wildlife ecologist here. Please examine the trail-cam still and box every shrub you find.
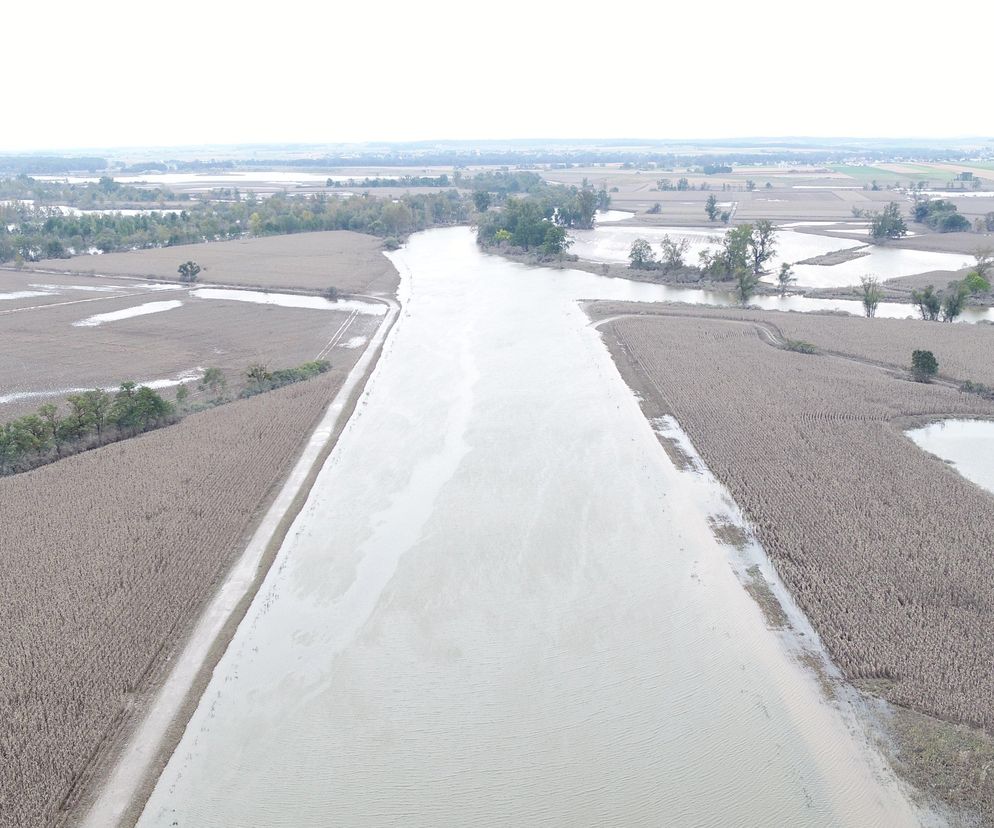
[911,349,938,382]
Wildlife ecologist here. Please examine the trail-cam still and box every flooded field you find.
[907,419,994,496]
[569,224,971,289]
[191,288,386,315]
[131,228,926,827]
[72,299,183,327]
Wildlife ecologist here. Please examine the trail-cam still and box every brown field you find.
[0,270,384,420]
[17,230,399,296]
[0,370,353,827]
[590,301,994,388]
[591,302,994,820]
[0,231,398,826]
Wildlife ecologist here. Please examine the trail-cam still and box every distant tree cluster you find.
[476,180,609,256]
[328,175,451,188]
[0,188,469,263]
[911,197,972,233]
[0,174,188,207]
[627,235,690,272]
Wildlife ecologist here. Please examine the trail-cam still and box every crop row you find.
[609,315,994,734]
[0,371,340,827]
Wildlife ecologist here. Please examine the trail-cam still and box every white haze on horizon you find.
[5,0,994,152]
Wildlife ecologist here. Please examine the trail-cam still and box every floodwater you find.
[906,419,994,496]
[190,288,386,315]
[72,300,183,327]
[594,209,635,223]
[0,369,202,406]
[569,224,970,289]
[137,227,924,827]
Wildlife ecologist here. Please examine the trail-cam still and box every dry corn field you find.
[0,278,381,420]
[590,300,994,387]
[0,370,345,828]
[25,230,399,296]
[595,305,994,816]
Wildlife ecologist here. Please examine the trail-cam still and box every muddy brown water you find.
[134,228,929,827]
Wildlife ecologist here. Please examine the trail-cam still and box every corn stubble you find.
[0,371,340,828]
[609,315,994,744]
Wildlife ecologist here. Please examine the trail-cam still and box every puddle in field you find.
[0,291,50,301]
[339,336,368,349]
[0,369,203,406]
[72,300,183,327]
[906,419,994,496]
[595,210,635,223]
[191,288,386,315]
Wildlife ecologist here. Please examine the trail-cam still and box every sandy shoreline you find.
[72,291,401,828]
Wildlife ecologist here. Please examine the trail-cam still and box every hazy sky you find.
[5,0,992,152]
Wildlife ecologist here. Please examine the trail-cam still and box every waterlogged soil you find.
[137,228,926,827]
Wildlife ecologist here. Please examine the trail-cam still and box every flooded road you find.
[137,228,925,827]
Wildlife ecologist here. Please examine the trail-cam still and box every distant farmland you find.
[592,303,994,820]
[23,230,399,295]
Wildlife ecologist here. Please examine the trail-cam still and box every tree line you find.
[0,384,174,475]
[328,175,451,188]
[0,188,469,263]
[0,359,332,476]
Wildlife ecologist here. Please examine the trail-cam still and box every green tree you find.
[246,363,271,393]
[700,225,751,279]
[973,247,992,281]
[941,281,969,322]
[911,285,942,321]
[660,235,689,270]
[323,286,340,302]
[747,220,777,275]
[178,260,201,283]
[628,238,656,269]
[17,414,49,457]
[859,276,883,318]
[963,270,991,295]
[911,350,938,382]
[175,385,190,410]
[705,194,719,222]
[37,403,66,456]
[541,224,571,256]
[80,389,112,440]
[776,263,796,296]
[472,190,492,212]
[869,203,908,241]
[735,268,760,305]
[199,367,228,402]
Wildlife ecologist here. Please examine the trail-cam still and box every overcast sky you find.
[5,0,992,152]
